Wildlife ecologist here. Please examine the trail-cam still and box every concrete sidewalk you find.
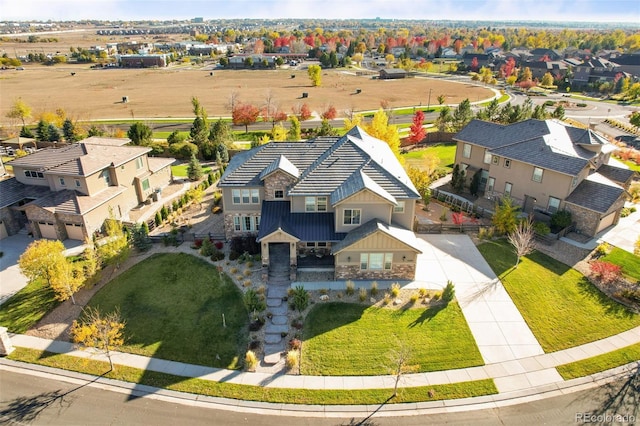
[8,324,640,394]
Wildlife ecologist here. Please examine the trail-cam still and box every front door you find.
[268,242,290,283]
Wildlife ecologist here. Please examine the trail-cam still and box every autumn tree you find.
[98,215,130,268]
[408,110,426,145]
[508,217,536,268]
[470,57,479,72]
[299,103,312,121]
[232,103,260,133]
[541,72,554,87]
[307,64,322,87]
[364,109,401,162]
[271,123,287,141]
[72,307,125,371]
[127,122,152,146]
[6,98,32,127]
[406,166,431,208]
[629,111,640,128]
[321,105,337,120]
[288,115,301,140]
[343,113,364,131]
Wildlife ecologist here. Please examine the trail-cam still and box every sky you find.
[1,0,639,24]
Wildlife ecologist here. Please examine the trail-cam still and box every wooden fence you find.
[416,223,482,234]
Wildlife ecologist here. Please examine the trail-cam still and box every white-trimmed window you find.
[232,188,259,204]
[75,179,81,187]
[343,209,361,225]
[462,143,472,159]
[136,157,143,169]
[305,196,316,212]
[59,178,65,186]
[483,150,492,164]
[234,215,260,231]
[317,196,327,212]
[492,156,499,165]
[504,182,512,197]
[232,189,241,204]
[142,178,150,191]
[532,167,544,183]
[571,176,578,188]
[393,201,405,213]
[547,196,560,214]
[504,159,511,168]
[360,253,393,270]
[487,177,495,192]
[101,169,110,185]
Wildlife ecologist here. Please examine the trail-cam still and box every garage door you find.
[597,212,617,233]
[65,223,85,241]
[38,221,57,239]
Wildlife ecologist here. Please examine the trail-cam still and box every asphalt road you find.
[1,365,638,426]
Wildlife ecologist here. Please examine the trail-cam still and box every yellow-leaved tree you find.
[271,123,288,141]
[364,109,402,162]
[307,64,322,87]
[72,307,125,371]
[343,113,363,131]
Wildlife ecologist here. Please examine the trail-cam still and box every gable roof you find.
[596,164,636,185]
[330,169,397,206]
[0,177,51,209]
[220,127,419,200]
[564,173,625,214]
[455,119,612,176]
[331,219,423,254]
[259,155,299,180]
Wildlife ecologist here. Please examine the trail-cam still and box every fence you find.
[416,223,482,234]
[431,188,493,219]
[148,231,225,246]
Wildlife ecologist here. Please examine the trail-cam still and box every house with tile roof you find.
[453,119,636,237]
[218,126,423,281]
[0,137,175,241]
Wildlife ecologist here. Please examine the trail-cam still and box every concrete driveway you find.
[596,206,640,254]
[0,235,85,305]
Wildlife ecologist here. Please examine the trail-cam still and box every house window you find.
[243,216,252,231]
[343,209,361,225]
[232,189,241,204]
[462,143,472,159]
[393,201,405,213]
[484,151,492,164]
[532,167,544,183]
[317,196,327,212]
[571,176,578,187]
[487,177,495,192]
[251,189,259,204]
[75,179,81,187]
[136,157,143,170]
[360,253,393,270]
[317,242,327,247]
[101,169,110,185]
[305,196,316,212]
[504,182,512,197]
[234,215,260,231]
[274,189,284,199]
[231,189,260,204]
[59,178,65,186]
[234,216,241,231]
[504,159,511,168]
[306,242,316,248]
[492,156,499,165]
[242,189,250,204]
[142,179,150,191]
[24,170,44,179]
[548,196,560,214]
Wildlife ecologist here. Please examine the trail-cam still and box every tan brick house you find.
[453,119,636,237]
[0,137,174,241]
[218,126,422,281]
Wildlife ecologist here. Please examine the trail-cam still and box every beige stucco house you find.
[218,126,422,281]
[0,137,175,241]
[453,119,636,237]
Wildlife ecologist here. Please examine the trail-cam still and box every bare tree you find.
[388,343,413,398]
[263,89,276,123]
[226,91,240,113]
[508,217,536,268]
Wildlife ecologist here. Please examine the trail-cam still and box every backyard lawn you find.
[301,301,484,376]
[478,240,640,352]
[402,143,457,173]
[0,279,59,334]
[86,252,248,369]
[602,247,640,281]
[171,164,212,177]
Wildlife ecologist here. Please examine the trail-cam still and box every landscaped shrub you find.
[243,288,266,312]
[594,242,611,257]
[245,350,258,371]
[532,221,551,236]
[210,249,224,261]
[214,241,223,250]
[590,260,622,284]
[390,283,401,298]
[229,250,240,261]
[382,293,391,305]
[370,282,379,296]
[410,293,419,304]
[290,286,310,311]
[289,338,302,350]
[550,210,572,230]
[345,280,355,296]
[477,226,495,240]
[619,288,640,303]
[358,287,367,302]
[155,212,162,227]
[418,288,428,298]
[285,350,299,371]
[442,280,456,303]
[199,238,216,256]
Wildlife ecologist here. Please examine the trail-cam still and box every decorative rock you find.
[370,297,376,303]
[319,294,329,301]
[393,299,403,305]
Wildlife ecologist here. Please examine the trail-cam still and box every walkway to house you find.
[263,243,291,367]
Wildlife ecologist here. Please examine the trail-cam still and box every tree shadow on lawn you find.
[576,277,638,320]
[407,303,447,328]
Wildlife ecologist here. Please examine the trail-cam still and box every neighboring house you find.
[572,57,627,88]
[606,53,640,78]
[118,54,170,68]
[521,60,568,81]
[218,127,422,281]
[454,119,636,237]
[379,68,407,79]
[0,137,175,241]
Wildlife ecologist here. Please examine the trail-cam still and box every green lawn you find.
[602,247,640,281]
[0,279,60,333]
[171,164,212,177]
[616,158,640,172]
[301,302,484,375]
[477,240,640,352]
[86,253,248,369]
[402,143,457,173]
[556,343,640,380]
[10,347,497,404]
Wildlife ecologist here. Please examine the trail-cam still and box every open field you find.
[0,65,494,125]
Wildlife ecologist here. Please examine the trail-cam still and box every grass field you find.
[601,247,640,281]
[402,143,457,173]
[171,164,212,177]
[478,240,640,352]
[301,302,484,375]
[1,66,493,125]
[556,343,640,380]
[0,279,59,334]
[85,253,248,369]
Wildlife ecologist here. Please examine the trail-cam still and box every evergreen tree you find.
[20,126,34,138]
[47,123,61,142]
[215,143,229,163]
[187,153,204,181]
[451,164,466,193]
[452,99,473,132]
[62,118,78,142]
[36,120,48,141]
[469,169,482,196]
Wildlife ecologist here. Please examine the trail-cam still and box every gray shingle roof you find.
[0,178,51,209]
[564,174,625,214]
[30,186,127,215]
[330,169,396,206]
[455,119,612,176]
[220,127,419,200]
[331,219,423,254]
[596,164,636,185]
[259,155,299,180]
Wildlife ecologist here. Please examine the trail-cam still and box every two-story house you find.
[218,127,423,281]
[453,119,635,237]
[0,137,174,241]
